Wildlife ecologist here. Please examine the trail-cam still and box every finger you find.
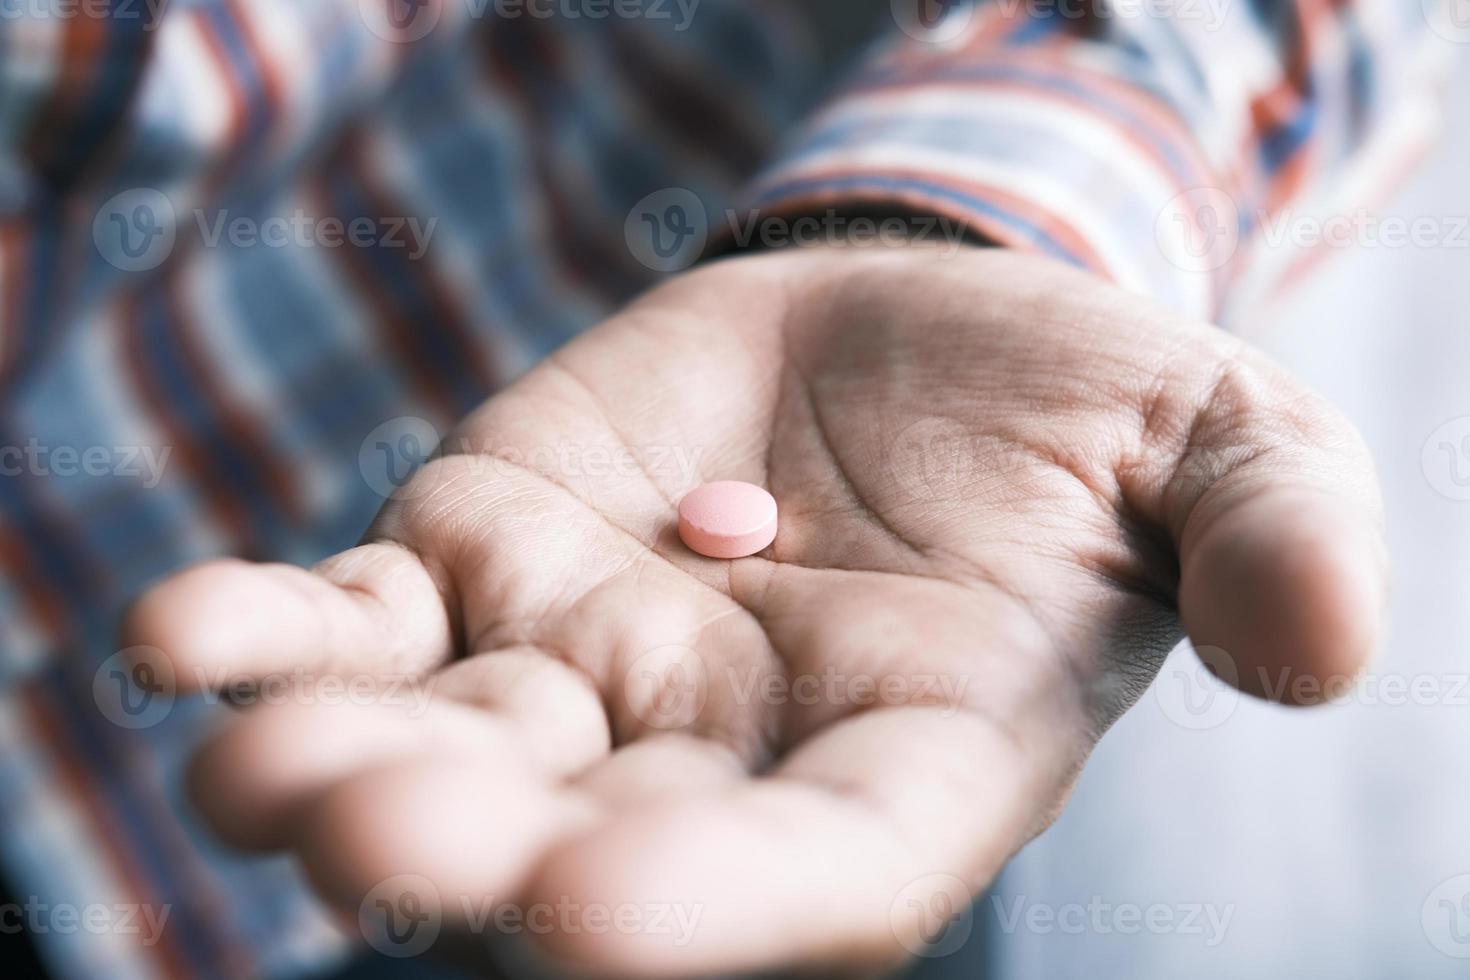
[432,646,611,775]
[571,734,746,810]
[190,647,612,850]
[518,704,1077,978]
[294,757,597,918]
[1143,342,1389,702]
[188,698,531,850]
[121,546,454,691]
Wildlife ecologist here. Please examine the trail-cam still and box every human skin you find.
[124,244,1388,977]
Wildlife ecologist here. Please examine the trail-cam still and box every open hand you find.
[124,244,1387,977]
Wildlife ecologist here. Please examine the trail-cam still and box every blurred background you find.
[1,2,1467,978]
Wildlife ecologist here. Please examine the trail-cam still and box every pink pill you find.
[677,481,778,559]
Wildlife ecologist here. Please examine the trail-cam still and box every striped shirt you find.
[0,1,1452,976]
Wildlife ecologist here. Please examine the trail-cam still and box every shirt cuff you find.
[743,42,1245,322]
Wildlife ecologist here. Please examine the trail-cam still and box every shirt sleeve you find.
[746,0,1455,320]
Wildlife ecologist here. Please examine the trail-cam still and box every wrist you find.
[701,203,993,265]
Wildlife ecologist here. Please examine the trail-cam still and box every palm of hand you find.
[127,247,1384,977]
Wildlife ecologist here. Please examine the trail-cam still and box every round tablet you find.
[677,481,778,559]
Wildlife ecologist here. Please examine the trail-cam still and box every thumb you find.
[1157,348,1389,705]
